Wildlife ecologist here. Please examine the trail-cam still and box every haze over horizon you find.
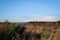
[0,0,60,22]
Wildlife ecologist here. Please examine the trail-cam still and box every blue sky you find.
[0,0,60,22]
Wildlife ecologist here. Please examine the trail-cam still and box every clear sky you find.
[0,0,60,22]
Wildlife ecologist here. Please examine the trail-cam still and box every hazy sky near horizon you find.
[0,0,60,22]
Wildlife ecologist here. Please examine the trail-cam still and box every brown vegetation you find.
[0,21,60,40]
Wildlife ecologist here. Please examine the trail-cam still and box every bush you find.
[0,23,26,40]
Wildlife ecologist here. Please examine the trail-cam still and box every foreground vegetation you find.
[0,20,60,40]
